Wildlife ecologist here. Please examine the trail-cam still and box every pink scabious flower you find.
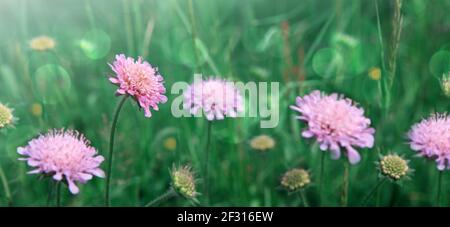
[290,90,375,164]
[408,113,450,170]
[109,54,167,117]
[183,77,244,121]
[17,129,105,194]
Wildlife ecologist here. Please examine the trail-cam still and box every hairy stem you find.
[204,120,213,205]
[299,189,309,207]
[319,151,325,205]
[341,161,349,207]
[145,187,177,207]
[436,170,443,207]
[361,178,387,206]
[56,181,62,207]
[105,95,128,207]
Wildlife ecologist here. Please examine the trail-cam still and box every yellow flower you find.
[163,137,177,151]
[30,36,56,51]
[250,135,275,151]
[30,103,43,117]
[368,67,381,81]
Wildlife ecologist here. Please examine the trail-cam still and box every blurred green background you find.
[0,0,450,207]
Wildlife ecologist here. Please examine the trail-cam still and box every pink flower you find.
[290,90,375,164]
[109,54,167,117]
[183,77,244,121]
[17,129,105,194]
[408,113,450,170]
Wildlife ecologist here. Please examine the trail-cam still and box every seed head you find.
[380,154,409,181]
[0,103,14,129]
[250,135,276,152]
[170,165,197,199]
[281,168,311,191]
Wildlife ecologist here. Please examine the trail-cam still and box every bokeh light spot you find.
[79,29,111,60]
[312,48,343,78]
[429,50,450,77]
[33,64,71,104]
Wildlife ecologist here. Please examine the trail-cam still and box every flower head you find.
[183,77,244,121]
[290,90,375,164]
[30,36,56,51]
[109,54,167,117]
[408,113,450,170]
[250,135,276,152]
[170,165,198,199]
[378,154,410,181]
[281,168,310,191]
[17,129,105,194]
[0,103,14,129]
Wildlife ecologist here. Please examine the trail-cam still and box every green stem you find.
[204,121,212,205]
[389,184,399,207]
[105,95,128,207]
[47,179,54,207]
[361,178,387,206]
[0,164,12,206]
[56,181,62,207]
[436,170,443,207]
[341,161,349,207]
[299,189,309,207]
[318,151,325,205]
[145,188,177,207]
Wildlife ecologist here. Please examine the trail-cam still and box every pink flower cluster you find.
[408,114,450,170]
[183,77,244,121]
[290,90,375,164]
[17,129,105,194]
[109,54,167,117]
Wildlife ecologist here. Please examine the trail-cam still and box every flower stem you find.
[436,170,443,207]
[340,161,349,207]
[47,179,54,207]
[299,189,309,207]
[389,184,399,207]
[0,164,12,206]
[318,151,325,205]
[56,181,62,207]
[204,120,213,205]
[361,178,387,206]
[145,187,177,207]
[105,95,128,207]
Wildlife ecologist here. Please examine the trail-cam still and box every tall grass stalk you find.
[0,164,12,206]
[188,0,201,72]
[387,0,403,89]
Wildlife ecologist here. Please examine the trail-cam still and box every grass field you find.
[1,0,450,207]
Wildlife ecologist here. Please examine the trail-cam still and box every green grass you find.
[0,0,450,207]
